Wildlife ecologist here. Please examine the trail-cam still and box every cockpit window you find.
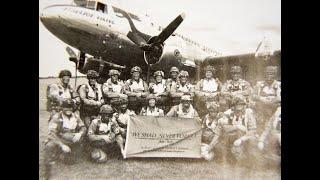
[86,1,96,10]
[97,2,108,14]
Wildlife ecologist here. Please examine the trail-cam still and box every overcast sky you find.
[39,0,281,77]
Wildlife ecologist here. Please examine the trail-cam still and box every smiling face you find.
[181,100,191,109]
[132,72,140,80]
[119,103,128,112]
[171,71,178,79]
[205,71,213,79]
[232,72,241,81]
[61,75,70,85]
[266,72,276,83]
[180,76,187,84]
[111,74,119,83]
[155,75,162,83]
[148,99,156,107]
[88,78,97,86]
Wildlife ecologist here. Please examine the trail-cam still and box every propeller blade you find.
[66,47,77,58]
[66,47,78,63]
[154,13,185,44]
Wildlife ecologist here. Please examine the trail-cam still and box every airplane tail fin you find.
[255,36,274,59]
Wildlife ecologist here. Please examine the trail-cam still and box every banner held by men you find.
[124,116,202,158]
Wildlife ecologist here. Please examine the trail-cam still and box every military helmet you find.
[178,70,189,78]
[87,70,99,79]
[170,66,179,73]
[59,70,72,78]
[230,66,242,73]
[204,65,215,73]
[109,69,120,76]
[181,94,192,101]
[154,70,164,77]
[100,105,114,114]
[265,66,278,74]
[131,66,142,74]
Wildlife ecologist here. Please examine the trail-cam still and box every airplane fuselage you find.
[40,4,219,74]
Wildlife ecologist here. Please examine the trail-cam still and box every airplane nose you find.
[40,12,45,22]
[40,6,61,23]
[40,5,63,32]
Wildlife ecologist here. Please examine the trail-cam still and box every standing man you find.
[165,66,180,91]
[78,70,104,127]
[252,66,281,134]
[47,70,80,116]
[165,66,180,110]
[221,66,251,108]
[140,94,165,117]
[166,94,199,120]
[195,65,221,100]
[44,100,86,169]
[124,66,149,114]
[194,65,221,116]
[102,69,127,106]
[149,70,169,111]
[170,70,195,106]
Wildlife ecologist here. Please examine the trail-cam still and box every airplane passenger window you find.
[97,3,104,12]
[97,2,107,14]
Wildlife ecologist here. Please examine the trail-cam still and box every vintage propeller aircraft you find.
[40,0,280,84]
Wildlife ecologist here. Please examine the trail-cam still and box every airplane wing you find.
[201,50,281,83]
[204,50,281,64]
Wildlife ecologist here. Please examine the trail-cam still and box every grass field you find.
[39,78,280,180]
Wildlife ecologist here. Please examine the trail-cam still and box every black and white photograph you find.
[39,0,281,179]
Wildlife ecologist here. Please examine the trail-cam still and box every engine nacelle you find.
[148,45,190,71]
[143,36,164,65]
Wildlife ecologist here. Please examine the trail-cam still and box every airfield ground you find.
[39,78,280,180]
